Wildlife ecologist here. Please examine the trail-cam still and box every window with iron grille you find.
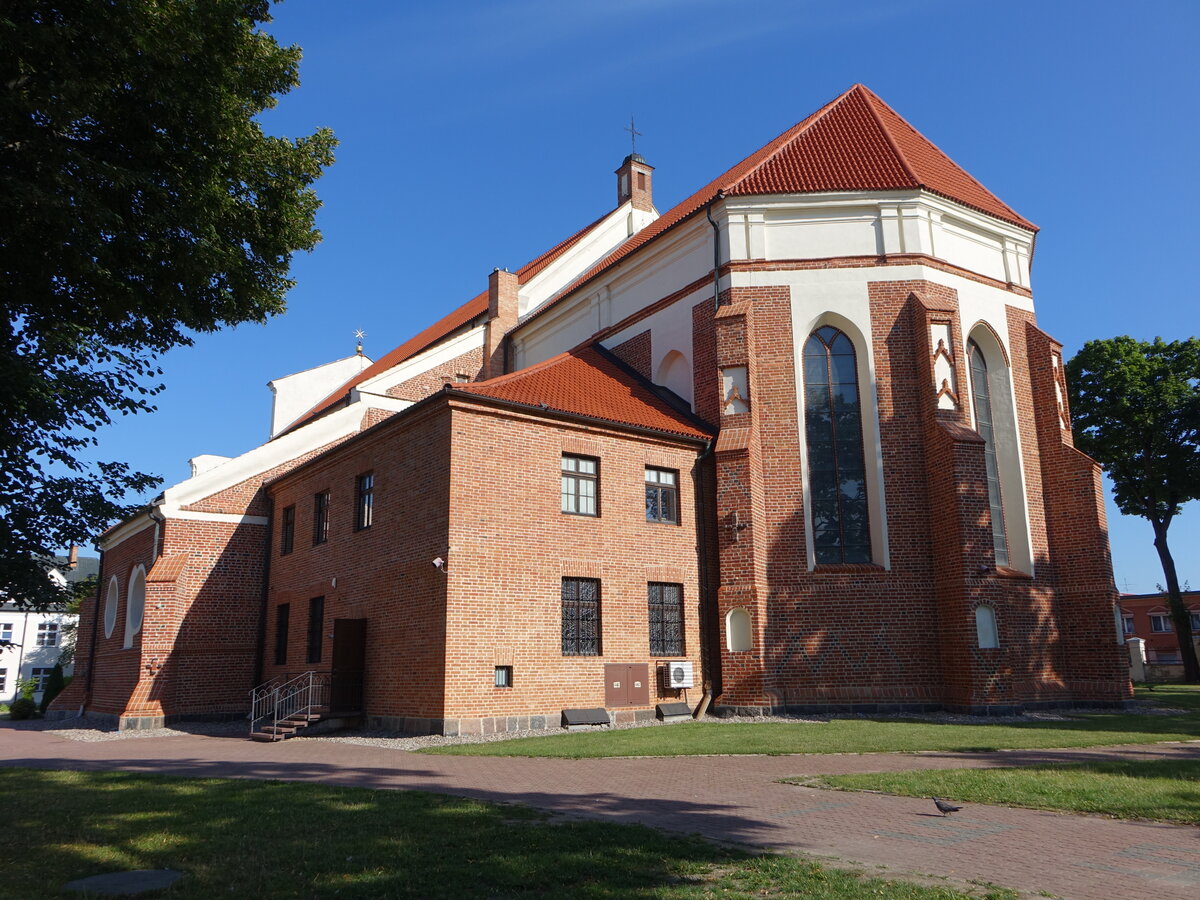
[561,577,601,656]
[803,326,871,564]
[561,455,598,516]
[30,667,52,691]
[355,473,374,531]
[307,596,324,663]
[645,467,679,524]
[494,666,512,688]
[275,603,290,666]
[312,491,330,545]
[280,505,295,555]
[1150,613,1172,633]
[36,621,58,647]
[648,582,684,656]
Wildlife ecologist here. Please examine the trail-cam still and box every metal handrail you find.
[248,671,330,736]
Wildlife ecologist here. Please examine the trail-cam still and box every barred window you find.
[355,473,374,531]
[280,505,295,555]
[561,577,601,656]
[561,455,599,516]
[645,468,679,524]
[36,621,58,647]
[307,596,324,663]
[648,583,684,656]
[312,491,330,545]
[804,326,871,564]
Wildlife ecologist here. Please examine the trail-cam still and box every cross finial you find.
[624,115,642,155]
[354,328,366,355]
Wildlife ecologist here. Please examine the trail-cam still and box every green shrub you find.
[9,698,38,720]
[39,664,65,713]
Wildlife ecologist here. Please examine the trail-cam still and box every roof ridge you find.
[858,84,920,187]
[726,85,859,193]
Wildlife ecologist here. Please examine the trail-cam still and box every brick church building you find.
[55,85,1132,733]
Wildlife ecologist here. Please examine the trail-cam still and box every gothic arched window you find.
[968,339,1010,568]
[803,326,871,564]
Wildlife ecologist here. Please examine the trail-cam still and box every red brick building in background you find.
[1119,592,1200,666]
[54,86,1133,733]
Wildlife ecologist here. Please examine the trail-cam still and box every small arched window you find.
[726,608,751,652]
[124,567,145,649]
[803,326,870,564]
[968,339,1009,568]
[104,576,119,639]
[975,604,999,649]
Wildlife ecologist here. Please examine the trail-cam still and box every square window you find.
[494,666,512,688]
[312,491,330,545]
[36,622,59,647]
[355,473,374,531]
[280,505,295,555]
[562,577,601,655]
[561,455,599,516]
[648,583,684,656]
[1150,613,1172,633]
[645,467,679,524]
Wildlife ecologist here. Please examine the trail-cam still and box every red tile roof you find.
[527,84,1034,325]
[451,345,713,441]
[282,210,614,434]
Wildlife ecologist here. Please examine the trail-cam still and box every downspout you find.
[82,548,105,701]
[692,438,717,718]
[252,498,274,689]
[705,190,726,311]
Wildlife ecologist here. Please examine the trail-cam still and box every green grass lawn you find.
[1,768,1015,900]
[812,758,1200,825]
[423,685,1200,758]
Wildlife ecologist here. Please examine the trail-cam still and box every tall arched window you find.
[104,576,119,639]
[803,326,870,564]
[968,339,1009,568]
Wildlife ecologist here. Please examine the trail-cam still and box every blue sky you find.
[85,0,1199,591]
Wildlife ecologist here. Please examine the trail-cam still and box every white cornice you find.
[97,514,155,551]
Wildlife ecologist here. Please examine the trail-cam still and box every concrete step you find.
[249,731,285,742]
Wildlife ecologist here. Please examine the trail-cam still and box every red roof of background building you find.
[282,210,614,434]
[529,84,1034,325]
[451,345,713,441]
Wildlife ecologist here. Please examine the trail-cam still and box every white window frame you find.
[104,576,119,639]
[1150,613,1172,634]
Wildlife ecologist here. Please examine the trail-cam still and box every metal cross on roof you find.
[624,116,642,155]
[354,329,366,341]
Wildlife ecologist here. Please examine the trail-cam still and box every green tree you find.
[1067,336,1200,682]
[1,1,336,609]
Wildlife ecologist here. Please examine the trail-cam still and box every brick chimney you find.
[616,154,654,212]
[67,545,78,569]
[483,267,518,380]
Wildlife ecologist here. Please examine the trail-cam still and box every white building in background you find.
[0,553,94,704]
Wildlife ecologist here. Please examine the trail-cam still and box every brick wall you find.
[384,346,484,401]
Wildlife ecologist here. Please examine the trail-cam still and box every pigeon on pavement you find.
[932,796,963,816]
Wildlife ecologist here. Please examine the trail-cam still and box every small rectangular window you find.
[312,491,330,545]
[1150,613,1172,633]
[355,473,374,531]
[648,583,684,656]
[1,623,12,643]
[561,455,599,516]
[494,666,512,688]
[30,667,52,691]
[306,596,324,663]
[0,668,6,693]
[1122,615,1135,635]
[645,467,679,524]
[1190,611,1200,631]
[274,603,290,666]
[562,577,601,656]
[36,621,59,647]
[280,505,295,555]
[637,171,646,191]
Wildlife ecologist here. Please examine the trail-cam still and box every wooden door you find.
[330,618,366,712]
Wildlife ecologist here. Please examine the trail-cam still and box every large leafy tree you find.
[1,1,335,609]
[1067,336,1200,682]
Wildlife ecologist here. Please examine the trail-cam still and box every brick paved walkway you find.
[2,726,1197,900]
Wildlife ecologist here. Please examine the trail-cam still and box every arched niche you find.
[726,608,752,652]
[966,322,1033,575]
[975,604,999,649]
[655,349,693,409]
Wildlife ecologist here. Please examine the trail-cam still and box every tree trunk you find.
[1152,519,1200,682]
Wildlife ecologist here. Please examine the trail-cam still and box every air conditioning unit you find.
[663,660,694,689]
